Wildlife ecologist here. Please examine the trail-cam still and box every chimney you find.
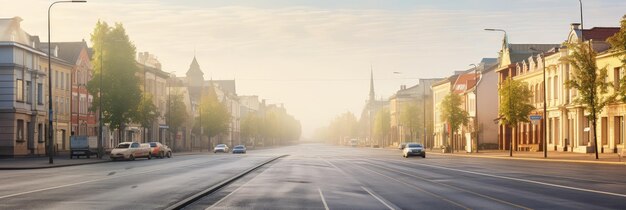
[570,23,581,31]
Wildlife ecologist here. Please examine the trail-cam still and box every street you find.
[1,144,626,210]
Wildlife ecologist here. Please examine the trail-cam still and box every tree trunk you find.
[592,113,599,160]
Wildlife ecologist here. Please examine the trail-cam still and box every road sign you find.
[530,115,542,125]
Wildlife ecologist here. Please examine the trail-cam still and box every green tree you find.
[440,93,469,152]
[607,15,626,65]
[193,84,230,148]
[87,21,142,142]
[399,102,421,143]
[136,93,159,141]
[565,42,613,159]
[241,113,259,146]
[498,78,535,156]
[373,108,390,146]
[166,91,188,151]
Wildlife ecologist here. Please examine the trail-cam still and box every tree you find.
[87,21,142,142]
[241,113,259,146]
[565,42,613,159]
[499,78,535,156]
[440,93,469,152]
[136,93,159,142]
[373,108,390,146]
[607,15,626,65]
[166,91,188,151]
[399,102,421,143]
[193,84,230,149]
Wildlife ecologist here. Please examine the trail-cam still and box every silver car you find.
[403,143,426,158]
[213,144,229,153]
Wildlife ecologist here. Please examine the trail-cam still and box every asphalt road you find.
[2,144,626,210]
[191,144,626,210]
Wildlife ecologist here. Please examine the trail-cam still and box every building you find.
[0,17,48,156]
[464,59,499,151]
[497,22,620,153]
[47,41,97,141]
[137,52,170,145]
[360,70,388,147]
[431,73,461,150]
[389,78,440,148]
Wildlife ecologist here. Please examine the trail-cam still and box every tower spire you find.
[369,65,375,102]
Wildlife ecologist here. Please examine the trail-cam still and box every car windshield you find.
[216,144,225,148]
[407,144,423,148]
[149,143,157,147]
[116,143,130,149]
[234,146,244,149]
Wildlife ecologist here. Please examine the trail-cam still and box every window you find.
[26,81,32,104]
[16,79,24,102]
[615,67,624,90]
[553,76,558,100]
[38,123,43,143]
[547,78,552,101]
[37,83,43,105]
[616,116,624,145]
[16,119,24,142]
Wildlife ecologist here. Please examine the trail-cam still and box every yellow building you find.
[40,45,73,152]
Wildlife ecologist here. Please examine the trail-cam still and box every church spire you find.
[186,56,205,87]
[369,65,375,102]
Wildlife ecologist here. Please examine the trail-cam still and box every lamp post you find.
[167,71,175,150]
[529,47,548,158]
[470,64,479,153]
[484,28,512,156]
[530,47,548,158]
[48,0,86,164]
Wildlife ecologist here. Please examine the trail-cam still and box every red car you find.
[148,142,172,158]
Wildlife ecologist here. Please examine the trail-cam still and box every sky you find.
[2,0,625,138]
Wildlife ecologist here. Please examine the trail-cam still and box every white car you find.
[110,142,152,161]
[213,144,229,153]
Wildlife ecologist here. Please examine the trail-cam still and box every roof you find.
[206,80,237,94]
[582,27,620,41]
[452,72,478,94]
[186,56,204,77]
[41,41,88,65]
[508,43,560,63]
[431,73,460,88]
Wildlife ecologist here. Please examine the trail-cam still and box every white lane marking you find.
[364,160,531,210]
[361,186,396,210]
[206,163,272,209]
[397,159,626,198]
[318,188,330,210]
[352,162,471,210]
[0,156,237,200]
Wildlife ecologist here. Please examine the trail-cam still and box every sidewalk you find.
[0,151,210,170]
[429,149,626,165]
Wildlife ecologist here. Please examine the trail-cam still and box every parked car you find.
[402,143,426,158]
[110,142,152,161]
[232,145,246,154]
[214,144,229,153]
[148,142,172,158]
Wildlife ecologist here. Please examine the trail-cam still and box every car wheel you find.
[148,153,152,160]
[167,152,172,158]
[129,155,135,161]
[70,155,73,159]
[422,154,426,158]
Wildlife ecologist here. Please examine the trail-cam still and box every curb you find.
[430,152,626,166]
[0,151,210,170]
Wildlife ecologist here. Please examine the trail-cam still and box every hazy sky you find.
[3,0,624,138]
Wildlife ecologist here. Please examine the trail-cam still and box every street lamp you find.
[530,47,548,158]
[485,28,513,157]
[470,63,479,153]
[167,71,176,150]
[48,0,86,164]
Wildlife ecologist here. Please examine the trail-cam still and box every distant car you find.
[403,143,426,158]
[148,142,172,158]
[110,142,152,161]
[232,145,246,154]
[214,144,229,153]
[398,143,406,150]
